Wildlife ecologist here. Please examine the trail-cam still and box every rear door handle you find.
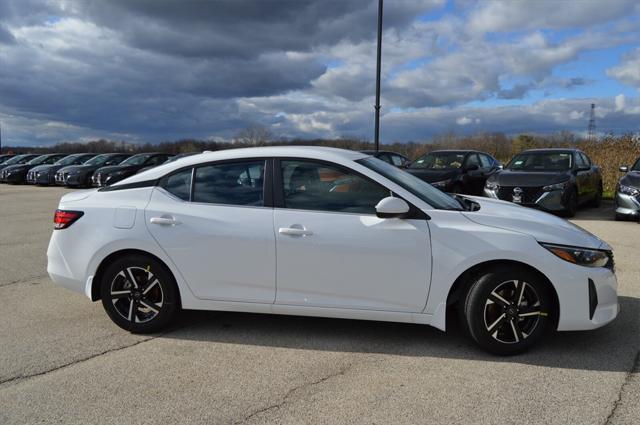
[150,217,180,226]
[279,227,313,237]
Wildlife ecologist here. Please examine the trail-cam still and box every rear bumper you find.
[47,236,86,295]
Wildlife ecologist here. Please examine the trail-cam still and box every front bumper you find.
[485,187,566,212]
[63,173,88,187]
[0,170,27,184]
[614,191,640,218]
[27,170,53,185]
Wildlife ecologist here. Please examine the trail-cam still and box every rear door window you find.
[193,161,265,206]
[161,169,192,201]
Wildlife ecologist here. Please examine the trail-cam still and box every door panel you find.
[274,210,431,312]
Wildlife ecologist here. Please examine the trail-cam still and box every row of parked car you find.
[1,147,639,220]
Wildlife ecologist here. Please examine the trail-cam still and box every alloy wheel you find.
[110,266,164,323]
[483,280,542,344]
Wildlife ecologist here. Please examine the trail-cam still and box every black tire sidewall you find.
[100,254,178,333]
[564,188,577,217]
[464,267,554,355]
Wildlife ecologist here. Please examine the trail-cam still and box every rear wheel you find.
[461,267,555,355]
[100,254,179,333]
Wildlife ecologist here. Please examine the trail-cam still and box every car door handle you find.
[279,227,313,237]
[150,217,180,226]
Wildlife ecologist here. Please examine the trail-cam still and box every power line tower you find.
[587,103,596,142]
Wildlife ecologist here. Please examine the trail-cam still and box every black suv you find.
[360,150,410,168]
[484,148,602,217]
[92,153,172,187]
[406,150,501,195]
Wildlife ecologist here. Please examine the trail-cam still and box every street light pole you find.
[374,0,383,152]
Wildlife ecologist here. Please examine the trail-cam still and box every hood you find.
[2,164,30,173]
[95,165,137,175]
[30,164,57,173]
[490,170,571,187]
[406,168,461,183]
[60,164,100,173]
[461,196,608,250]
[619,171,640,189]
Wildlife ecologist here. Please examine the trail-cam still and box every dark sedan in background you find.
[136,151,200,174]
[26,153,97,185]
[615,158,640,220]
[406,150,500,195]
[484,148,602,217]
[0,154,40,173]
[56,153,131,187]
[92,152,172,187]
[0,153,67,184]
[360,150,410,167]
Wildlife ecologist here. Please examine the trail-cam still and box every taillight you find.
[53,210,84,230]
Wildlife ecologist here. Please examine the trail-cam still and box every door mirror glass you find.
[619,166,629,173]
[375,196,410,219]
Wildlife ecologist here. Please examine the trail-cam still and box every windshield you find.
[410,152,466,170]
[358,157,463,210]
[83,154,112,166]
[120,154,151,166]
[27,155,49,165]
[507,152,572,171]
[632,158,640,172]
[3,155,28,165]
[55,155,82,166]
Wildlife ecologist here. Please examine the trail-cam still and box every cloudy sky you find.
[1,0,639,147]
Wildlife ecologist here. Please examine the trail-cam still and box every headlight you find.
[541,243,612,268]
[485,181,498,191]
[543,181,568,192]
[618,184,639,197]
[431,180,449,188]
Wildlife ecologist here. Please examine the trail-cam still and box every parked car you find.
[92,152,172,187]
[360,150,410,167]
[484,148,602,217]
[406,150,500,195]
[0,154,39,173]
[47,146,618,355]
[0,154,16,164]
[614,158,640,220]
[136,152,199,174]
[0,153,67,184]
[27,153,97,185]
[55,153,131,187]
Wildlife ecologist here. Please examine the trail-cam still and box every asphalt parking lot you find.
[0,185,638,425]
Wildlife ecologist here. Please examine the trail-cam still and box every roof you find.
[520,148,581,153]
[428,149,482,154]
[117,146,369,185]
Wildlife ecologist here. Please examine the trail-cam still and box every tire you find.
[100,254,179,333]
[563,187,578,217]
[461,266,555,355]
[589,183,603,208]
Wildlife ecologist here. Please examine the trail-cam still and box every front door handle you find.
[150,216,180,226]
[279,226,313,237]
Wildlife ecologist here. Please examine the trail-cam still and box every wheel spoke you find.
[128,300,138,322]
[488,292,511,307]
[486,313,506,332]
[510,319,523,342]
[516,281,526,306]
[126,268,139,289]
[143,279,160,295]
[111,290,131,299]
[139,300,160,314]
[518,306,542,317]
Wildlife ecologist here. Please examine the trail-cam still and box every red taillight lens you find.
[53,210,84,230]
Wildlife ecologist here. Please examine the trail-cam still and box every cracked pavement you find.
[0,185,638,424]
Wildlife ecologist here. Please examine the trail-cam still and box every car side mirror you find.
[619,166,629,173]
[577,165,590,172]
[375,196,410,219]
[464,164,479,172]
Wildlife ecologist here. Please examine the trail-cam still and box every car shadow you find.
[163,295,639,373]
[572,200,616,222]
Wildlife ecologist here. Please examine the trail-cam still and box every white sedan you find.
[47,146,618,355]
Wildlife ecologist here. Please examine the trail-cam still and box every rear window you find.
[192,161,265,206]
[161,169,192,201]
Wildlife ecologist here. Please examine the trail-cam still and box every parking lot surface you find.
[0,185,638,424]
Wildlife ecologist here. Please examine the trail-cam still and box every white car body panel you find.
[47,146,618,334]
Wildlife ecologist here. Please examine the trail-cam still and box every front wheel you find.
[461,267,555,355]
[100,254,179,333]
[563,187,578,217]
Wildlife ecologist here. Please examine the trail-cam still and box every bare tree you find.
[233,125,273,146]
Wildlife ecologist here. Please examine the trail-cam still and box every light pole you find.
[374,0,383,152]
